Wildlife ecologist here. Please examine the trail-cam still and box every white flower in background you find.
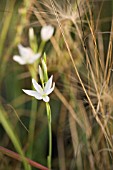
[13,44,41,65]
[41,25,54,41]
[22,76,55,102]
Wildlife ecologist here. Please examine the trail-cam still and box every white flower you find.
[22,76,55,102]
[41,25,54,41]
[13,44,41,65]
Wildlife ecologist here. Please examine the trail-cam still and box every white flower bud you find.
[42,59,47,73]
[41,25,54,41]
[29,28,34,41]
[39,65,44,82]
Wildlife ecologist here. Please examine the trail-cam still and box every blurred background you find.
[0,0,113,170]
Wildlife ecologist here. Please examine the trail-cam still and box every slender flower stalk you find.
[27,83,37,162]
[23,76,54,169]
[46,102,52,169]
[38,41,46,54]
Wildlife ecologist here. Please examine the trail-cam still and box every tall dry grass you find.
[0,0,113,170]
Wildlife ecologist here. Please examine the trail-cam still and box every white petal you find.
[32,79,43,94]
[22,89,42,99]
[33,53,41,60]
[34,94,43,100]
[18,44,34,58]
[41,25,54,41]
[43,96,50,102]
[22,89,37,97]
[44,75,53,92]
[46,82,55,95]
[13,55,26,65]
[28,53,41,64]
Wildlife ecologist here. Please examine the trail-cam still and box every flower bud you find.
[29,28,38,52]
[39,65,44,83]
[41,25,54,41]
[29,27,34,41]
[41,59,48,81]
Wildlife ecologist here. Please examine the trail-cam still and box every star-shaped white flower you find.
[13,44,41,65]
[41,25,54,41]
[22,76,55,102]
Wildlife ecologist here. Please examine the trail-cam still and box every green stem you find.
[46,103,52,169]
[27,99,37,158]
[38,41,46,54]
[27,65,38,162]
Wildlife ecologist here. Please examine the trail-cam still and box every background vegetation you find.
[0,0,113,170]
